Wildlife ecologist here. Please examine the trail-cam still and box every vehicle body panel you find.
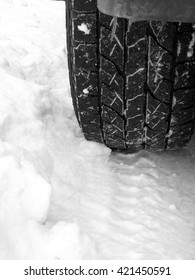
[97,0,195,22]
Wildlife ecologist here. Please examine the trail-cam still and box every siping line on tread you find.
[123,19,128,149]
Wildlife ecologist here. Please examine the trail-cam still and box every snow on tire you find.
[66,0,195,152]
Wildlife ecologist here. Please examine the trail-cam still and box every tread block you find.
[78,95,103,142]
[102,106,126,149]
[172,107,195,124]
[99,12,113,29]
[100,26,124,70]
[126,23,146,99]
[102,106,124,134]
[146,131,167,149]
[146,95,169,149]
[126,115,143,131]
[78,96,98,112]
[104,135,126,149]
[149,21,174,52]
[127,22,147,47]
[149,79,171,104]
[148,37,172,84]
[75,71,98,97]
[178,23,195,34]
[173,89,195,110]
[101,84,123,115]
[99,15,125,49]
[100,57,124,89]
[126,96,144,120]
[167,123,193,148]
[146,96,169,128]
[74,44,97,70]
[148,35,172,103]
[126,131,143,151]
[71,0,97,12]
[174,63,195,89]
[73,13,97,42]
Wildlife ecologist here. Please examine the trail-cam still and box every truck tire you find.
[66,0,195,152]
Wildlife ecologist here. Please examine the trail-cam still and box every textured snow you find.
[0,0,195,260]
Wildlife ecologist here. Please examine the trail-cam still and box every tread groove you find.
[165,23,179,149]
[97,10,106,144]
[147,84,169,106]
[123,19,128,149]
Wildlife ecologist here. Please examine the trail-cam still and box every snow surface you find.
[0,0,195,260]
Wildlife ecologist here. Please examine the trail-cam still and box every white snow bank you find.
[0,0,195,260]
[0,154,50,223]
[0,0,89,260]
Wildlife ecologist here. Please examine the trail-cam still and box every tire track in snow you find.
[88,151,195,259]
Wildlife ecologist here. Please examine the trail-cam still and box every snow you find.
[0,0,195,260]
[78,23,91,35]
[187,33,195,58]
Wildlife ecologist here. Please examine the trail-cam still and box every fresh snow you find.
[78,23,91,35]
[0,0,195,260]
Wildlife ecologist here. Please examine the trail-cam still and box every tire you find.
[66,0,195,152]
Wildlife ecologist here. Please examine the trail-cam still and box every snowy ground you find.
[0,0,195,260]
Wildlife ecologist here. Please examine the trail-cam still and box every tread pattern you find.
[100,13,126,149]
[66,0,195,152]
[66,0,103,143]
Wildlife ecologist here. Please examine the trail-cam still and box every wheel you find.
[66,0,195,152]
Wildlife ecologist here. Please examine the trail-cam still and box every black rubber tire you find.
[66,0,195,152]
